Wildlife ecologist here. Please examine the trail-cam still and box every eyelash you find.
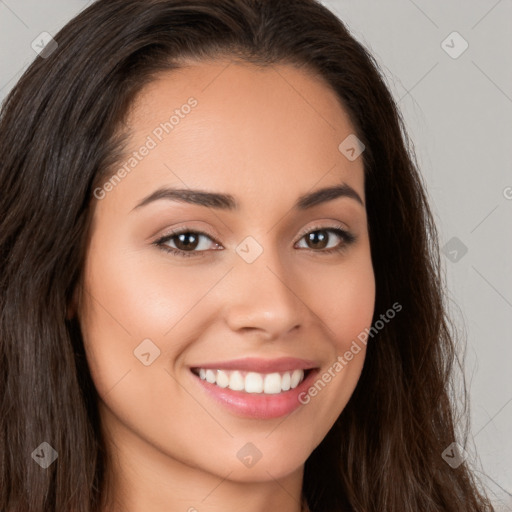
[153,224,356,259]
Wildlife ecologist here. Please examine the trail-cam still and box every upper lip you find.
[190,357,318,373]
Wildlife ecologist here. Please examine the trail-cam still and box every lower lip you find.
[191,370,318,419]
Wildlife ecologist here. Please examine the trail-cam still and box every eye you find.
[294,225,356,254]
[153,224,356,258]
[154,229,222,258]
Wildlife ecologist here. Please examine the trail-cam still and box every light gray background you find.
[1,0,511,509]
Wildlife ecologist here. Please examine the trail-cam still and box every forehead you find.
[105,59,365,214]
[128,58,357,147]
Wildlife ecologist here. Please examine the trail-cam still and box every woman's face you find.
[76,59,375,487]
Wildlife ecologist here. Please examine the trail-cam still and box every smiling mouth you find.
[191,368,313,395]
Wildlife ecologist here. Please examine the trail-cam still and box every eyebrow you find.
[131,182,364,212]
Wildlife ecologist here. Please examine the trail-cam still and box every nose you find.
[221,248,306,341]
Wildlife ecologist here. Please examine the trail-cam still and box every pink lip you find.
[189,360,320,420]
[190,356,318,373]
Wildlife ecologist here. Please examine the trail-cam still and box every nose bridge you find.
[223,240,305,338]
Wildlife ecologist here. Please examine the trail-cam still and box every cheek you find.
[331,264,375,352]
[305,242,376,350]
[80,232,197,342]
[296,244,375,419]
[77,231,227,392]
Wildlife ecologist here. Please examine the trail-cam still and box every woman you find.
[0,0,495,510]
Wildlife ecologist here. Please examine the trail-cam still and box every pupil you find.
[176,233,198,250]
[308,231,327,249]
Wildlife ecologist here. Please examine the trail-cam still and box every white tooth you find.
[281,372,291,391]
[216,370,229,388]
[200,368,305,393]
[245,372,263,393]
[290,369,304,389]
[263,373,282,394]
[229,370,244,391]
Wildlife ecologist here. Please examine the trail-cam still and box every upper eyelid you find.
[295,223,347,240]
[157,227,220,245]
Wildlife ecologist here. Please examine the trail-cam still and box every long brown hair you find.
[0,1,494,510]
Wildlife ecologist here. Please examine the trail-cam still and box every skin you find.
[72,59,376,512]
